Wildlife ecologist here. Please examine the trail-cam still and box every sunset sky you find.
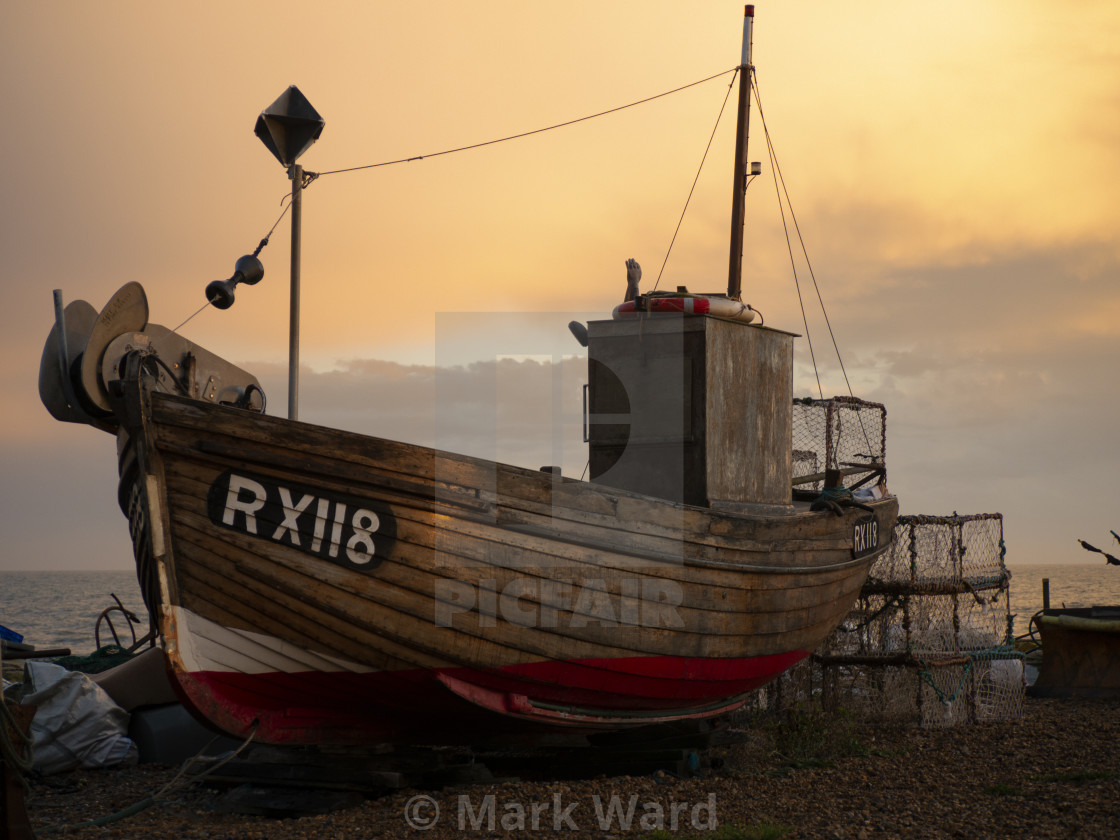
[2,1,1118,575]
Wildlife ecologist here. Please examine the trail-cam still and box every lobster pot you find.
[746,513,1023,727]
[768,653,1023,728]
[586,317,794,509]
[792,397,886,492]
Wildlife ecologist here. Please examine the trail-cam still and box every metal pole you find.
[288,164,302,420]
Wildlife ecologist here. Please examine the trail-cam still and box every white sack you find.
[22,661,138,775]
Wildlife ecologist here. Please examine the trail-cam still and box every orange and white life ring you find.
[612,294,757,324]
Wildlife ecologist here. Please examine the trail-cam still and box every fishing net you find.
[46,645,138,675]
[751,513,1023,727]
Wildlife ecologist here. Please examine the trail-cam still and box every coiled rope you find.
[0,696,35,777]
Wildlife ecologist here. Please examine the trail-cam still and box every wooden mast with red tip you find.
[727,4,755,301]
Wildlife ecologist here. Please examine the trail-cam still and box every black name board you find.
[207,470,394,571]
[852,515,879,559]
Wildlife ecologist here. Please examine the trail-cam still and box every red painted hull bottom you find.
[172,652,808,746]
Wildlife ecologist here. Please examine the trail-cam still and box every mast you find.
[726,5,755,301]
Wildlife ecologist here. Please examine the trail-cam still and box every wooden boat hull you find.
[117,382,897,746]
[1029,610,1120,699]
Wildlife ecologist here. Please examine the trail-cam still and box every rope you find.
[40,719,260,834]
[917,659,973,706]
[915,644,1023,705]
[168,67,736,336]
[1016,611,1045,652]
[169,301,212,334]
[752,70,875,457]
[650,67,740,294]
[836,596,903,634]
[171,195,292,334]
[809,484,852,515]
[752,70,821,401]
[0,697,35,776]
[315,68,738,177]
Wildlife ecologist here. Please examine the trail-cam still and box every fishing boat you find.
[1026,568,1120,698]
[1029,607,1120,699]
[37,7,898,746]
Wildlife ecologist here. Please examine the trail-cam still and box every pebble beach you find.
[17,696,1120,840]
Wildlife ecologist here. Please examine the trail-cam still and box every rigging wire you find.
[169,68,736,333]
[170,301,212,334]
[752,68,875,454]
[753,69,824,400]
[170,194,296,333]
[651,68,740,293]
[753,68,859,399]
[314,68,738,177]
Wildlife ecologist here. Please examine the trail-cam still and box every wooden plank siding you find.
[138,391,893,665]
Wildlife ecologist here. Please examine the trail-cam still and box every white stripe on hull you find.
[172,605,378,676]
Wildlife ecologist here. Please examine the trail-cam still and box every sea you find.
[1007,563,1120,633]
[0,570,150,655]
[2,564,1120,654]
